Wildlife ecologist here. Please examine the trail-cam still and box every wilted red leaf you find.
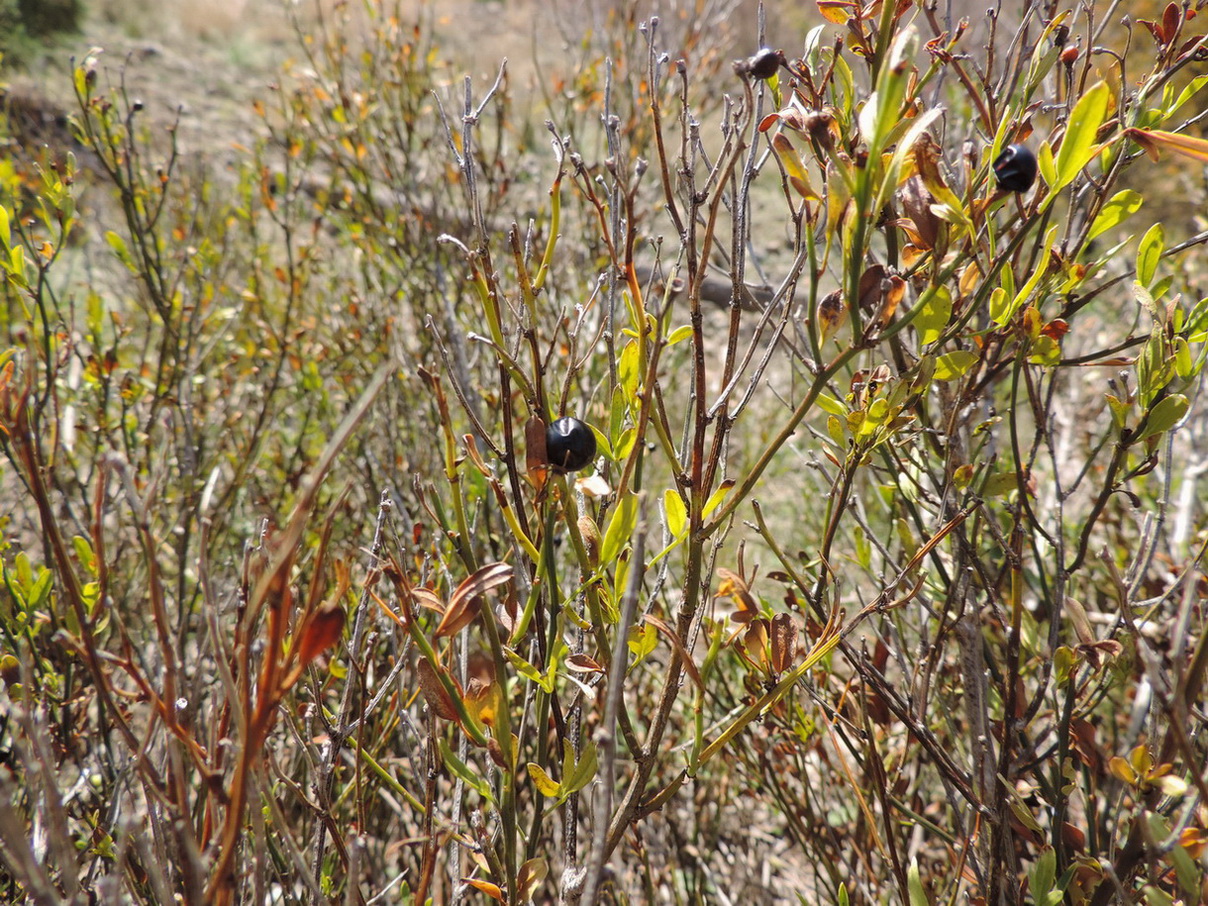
[487,736,509,771]
[1163,1,1180,44]
[296,601,345,668]
[1062,822,1086,852]
[434,596,481,638]
[1125,127,1208,164]
[857,264,888,313]
[411,586,444,613]
[1041,318,1069,340]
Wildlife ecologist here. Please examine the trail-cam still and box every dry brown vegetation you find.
[1,1,1207,904]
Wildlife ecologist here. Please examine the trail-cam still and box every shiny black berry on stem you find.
[735,47,785,80]
[546,417,597,473]
[992,144,1038,193]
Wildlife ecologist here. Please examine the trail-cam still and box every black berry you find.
[546,417,597,473]
[992,144,1038,193]
[736,48,785,80]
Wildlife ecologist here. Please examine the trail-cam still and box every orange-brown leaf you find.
[525,415,548,486]
[462,878,505,900]
[417,658,460,721]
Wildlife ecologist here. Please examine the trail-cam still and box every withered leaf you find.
[296,602,346,668]
[816,290,846,344]
[525,415,548,485]
[565,653,605,674]
[770,613,799,674]
[437,562,514,638]
[743,619,770,671]
[857,264,888,314]
[416,658,460,721]
[716,567,760,624]
[643,614,704,691]
[516,857,548,903]
[877,275,906,328]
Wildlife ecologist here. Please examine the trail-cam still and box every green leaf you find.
[1037,140,1057,192]
[0,204,9,250]
[104,230,137,273]
[26,567,53,612]
[590,424,613,461]
[1137,223,1164,288]
[618,339,640,405]
[72,536,97,576]
[1140,394,1189,440]
[915,286,952,346]
[1169,841,1202,897]
[505,647,555,693]
[600,492,638,566]
[666,324,693,345]
[816,394,847,417]
[907,860,930,906]
[8,245,26,284]
[1174,337,1194,380]
[1087,190,1143,241]
[933,350,978,381]
[664,488,687,539]
[1170,74,1208,119]
[627,622,657,665]
[1184,296,1208,340]
[999,226,1058,325]
[1030,847,1057,901]
[1055,81,1110,189]
[562,740,598,798]
[988,287,1009,324]
[440,740,495,804]
[983,470,1020,497]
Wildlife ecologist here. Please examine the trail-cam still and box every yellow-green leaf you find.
[1087,190,1142,242]
[915,286,952,346]
[664,488,687,539]
[1055,81,1110,188]
[933,350,978,381]
[526,763,560,798]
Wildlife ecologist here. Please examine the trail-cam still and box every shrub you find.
[0,0,82,66]
[1,1,1206,904]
